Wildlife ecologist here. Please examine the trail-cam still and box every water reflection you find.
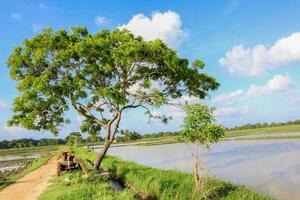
[98,139,300,200]
[0,153,41,161]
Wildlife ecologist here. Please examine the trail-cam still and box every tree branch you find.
[69,94,107,127]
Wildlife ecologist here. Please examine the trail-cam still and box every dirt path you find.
[0,157,57,200]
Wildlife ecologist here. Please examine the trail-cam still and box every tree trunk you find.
[93,141,111,170]
[194,143,201,188]
[93,111,121,170]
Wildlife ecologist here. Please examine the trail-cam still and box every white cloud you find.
[94,16,110,26]
[219,32,300,76]
[247,74,293,97]
[119,11,188,49]
[214,105,251,118]
[10,12,22,20]
[3,125,25,135]
[32,24,43,33]
[167,106,185,118]
[212,90,244,104]
[170,95,200,105]
[212,74,294,104]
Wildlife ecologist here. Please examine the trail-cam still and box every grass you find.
[39,147,274,200]
[225,124,300,137]
[38,171,136,200]
[0,154,52,189]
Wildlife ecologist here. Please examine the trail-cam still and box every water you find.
[97,139,300,200]
[229,132,300,139]
[0,153,40,161]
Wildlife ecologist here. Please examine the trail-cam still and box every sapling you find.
[181,103,224,188]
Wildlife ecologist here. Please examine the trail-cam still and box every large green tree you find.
[7,27,219,170]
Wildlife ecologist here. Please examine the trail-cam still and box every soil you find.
[0,157,57,200]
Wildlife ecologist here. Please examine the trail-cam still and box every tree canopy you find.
[181,104,224,146]
[7,27,220,169]
[116,129,141,143]
[65,132,83,146]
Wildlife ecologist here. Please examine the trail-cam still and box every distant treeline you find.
[227,119,300,131]
[142,131,180,138]
[0,138,66,149]
[2,119,299,148]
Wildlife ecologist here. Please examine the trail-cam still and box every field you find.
[0,145,60,156]
[225,124,300,137]
[38,147,274,200]
[135,124,300,144]
[0,146,59,189]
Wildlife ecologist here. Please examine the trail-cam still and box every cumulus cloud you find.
[247,74,293,97]
[214,105,251,118]
[94,16,110,26]
[212,74,294,104]
[10,12,22,20]
[219,32,300,76]
[212,90,244,104]
[119,11,188,49]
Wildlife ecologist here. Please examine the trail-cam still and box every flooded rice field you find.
[95,137,300,200]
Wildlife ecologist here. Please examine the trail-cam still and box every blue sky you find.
[1,0,300,140]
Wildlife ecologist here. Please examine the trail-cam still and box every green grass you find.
[225,124,300,137]
[0,154,52,189]
[38,171,136,200]
[41,147,273,200]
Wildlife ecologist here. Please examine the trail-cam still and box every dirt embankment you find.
[0,157,57,200]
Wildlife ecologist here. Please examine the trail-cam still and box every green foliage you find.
[7,26,219,136]
[192,59,205,69]
[0,138,65,149]
[115,130,141,143]
[142,131,179,138]
[65,132,83,146]
[181,104,224,146]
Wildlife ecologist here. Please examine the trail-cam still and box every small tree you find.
[7,27,219,170]
[86,133,103,151]
[180,104,224,188]
[65,132,83,146]
[116,129,141,142]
